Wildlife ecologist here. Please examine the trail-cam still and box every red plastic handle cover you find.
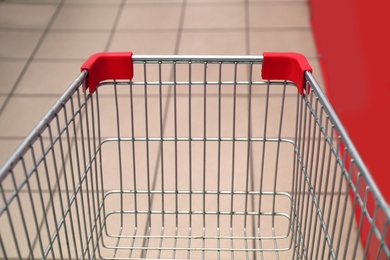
[81,52,134,93]
[261,52,312,94]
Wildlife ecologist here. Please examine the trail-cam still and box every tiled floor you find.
[0,0,323,163]
[1,0,363,259]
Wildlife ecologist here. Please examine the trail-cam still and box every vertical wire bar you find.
[296,95,306,259]
[202,61,207,229]
[0,181,22,259]
[315,122,335,260]
[202,61,207,259]
[128,78,138,258]
[318,123,335,259]
[302,90,317,253]
[89,90,101,257]
[257,81,270,229]
[113,81,124,227]
[217,61,222,235]
[310,112,329,259]
[335,156,355,258]
[272,81,287,227]
[328,144,348,259]
[321,136,342,259]
[157,226,164,259]
[363,202,379,256]
[53,114,72,258]
[94,89,104,255]
[290,91,300,260]
[39,133,64,259]
[230,62,238,260]
[57,105,79,259]
[292,94,305,260]
[21,156,45,257]
[307,95,323,259]
[256,227,264,260]
[173,61,179,259]
[247,63,257,258]
[75,89,91,259]
[142,61,152,258]
[271,81,287,260]
[377,218,390,259]
[10,165,34,258]
[342,168,361,260]
[298,93,311,259]
[187,61,193,259]
[216,61,223,260]
[70,92,88,258]
[173,62,179,228]
[158,61,165,228]
[244,63,253,260]
[129,80,138,229]
[244,63,252,231]
[64,100,83,259]
[352,184,368,260]
[82,89,96,255]
[301,93,315,254]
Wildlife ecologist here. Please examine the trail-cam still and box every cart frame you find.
[0,53,389,259]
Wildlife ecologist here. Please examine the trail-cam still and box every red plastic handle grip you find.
[81,52,134,93]
[261,52,312,94]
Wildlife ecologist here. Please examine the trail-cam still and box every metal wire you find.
[0,56,389,259]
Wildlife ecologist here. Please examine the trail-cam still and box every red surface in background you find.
[309,0,390,258]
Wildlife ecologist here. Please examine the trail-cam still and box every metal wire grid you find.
[0,56,389,259]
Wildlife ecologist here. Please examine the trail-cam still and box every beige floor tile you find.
[183,5,245,29]
[15,61,81,94]
[126,0,184,3]
[0,97,57,137]
[249,3,310,28]
[51,4,119,30]
[249,29,317,57]
[0,60,26,94]
[4,0,60,3]
[35,31,110,60]
[66,0,122,3]
[0,30,43,59]
[0,96,5,107]
[0,139,22,166]
[117,5,182,30]
[108,31,178,54]
[0,3,56,29]
[187,0,244,2]
[179,31,247,55]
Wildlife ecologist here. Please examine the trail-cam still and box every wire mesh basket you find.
[0,53,389,259]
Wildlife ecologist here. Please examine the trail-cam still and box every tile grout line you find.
[0,0,66,117]
[103,0,127,52]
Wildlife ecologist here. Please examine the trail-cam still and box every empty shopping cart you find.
[0,52,389,259]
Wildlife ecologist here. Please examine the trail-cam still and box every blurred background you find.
[0,0,389,258]
[0,0,322,168]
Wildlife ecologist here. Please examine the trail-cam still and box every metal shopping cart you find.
[0,52,389,259]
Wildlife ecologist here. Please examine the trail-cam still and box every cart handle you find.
[81,52,134,93]
[261,52,312,95]
[81,52,311,95]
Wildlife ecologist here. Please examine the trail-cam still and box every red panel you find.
[310,0,390,258]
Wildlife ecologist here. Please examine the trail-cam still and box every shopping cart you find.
[0,52,389,259]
